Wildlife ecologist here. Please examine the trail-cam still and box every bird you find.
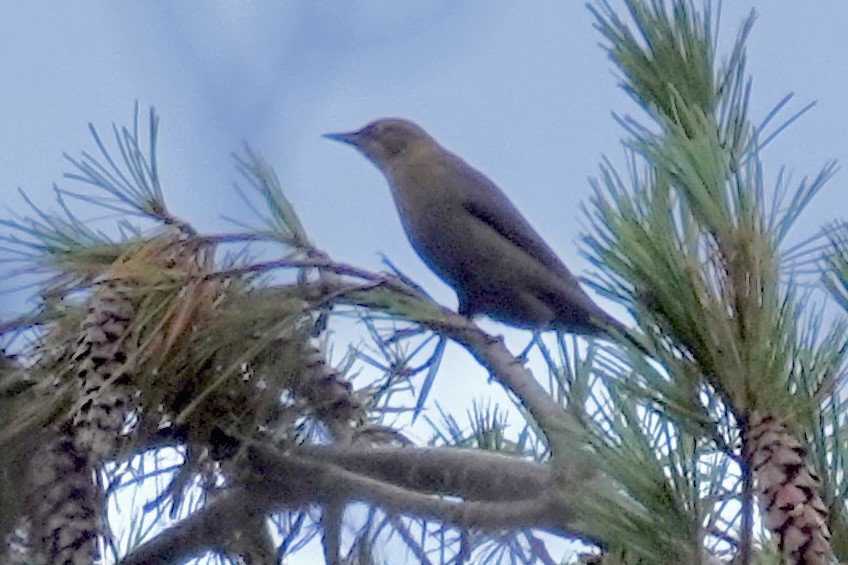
[324,118,642,349]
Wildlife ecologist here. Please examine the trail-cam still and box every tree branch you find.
[254,270,584,458]
[119,487,261,565]
[302,445,553,501]
[428,312,581,456]
[245,443,578,533]
[120,442,595,565]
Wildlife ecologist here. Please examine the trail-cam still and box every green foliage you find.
[585,0,839,419]
[582,0,847,562]
[1,1,847,564]
[825,224,848,312]
[229,144,311,249]
[62,103,166,219]
[591,0,719,127]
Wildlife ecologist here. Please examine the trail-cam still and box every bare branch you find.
[120,443,595,565]
[245,254,585,460]
[302,445,553,501]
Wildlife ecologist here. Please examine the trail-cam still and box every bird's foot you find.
[515,346,532,365]
[483,333,504,347]
[514,332,542,364]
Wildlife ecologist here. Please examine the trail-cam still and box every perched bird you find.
[324,118,637,345]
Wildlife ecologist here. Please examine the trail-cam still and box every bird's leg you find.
[485,331,537,383]
[458,298,500,345]
[457,295,472,318]
[516,331,542,364]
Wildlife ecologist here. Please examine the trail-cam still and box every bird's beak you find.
[322,130,361,146]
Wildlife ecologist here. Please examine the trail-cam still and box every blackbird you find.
[325,118,638,345]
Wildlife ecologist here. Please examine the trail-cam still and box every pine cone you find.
[27,423,101,565]
[299,344,365,442]
[72,282,136,459]
[749,413,831,564]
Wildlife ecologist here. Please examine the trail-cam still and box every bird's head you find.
[324,118,432,171]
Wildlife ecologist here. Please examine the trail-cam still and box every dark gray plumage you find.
[324,118,630,339]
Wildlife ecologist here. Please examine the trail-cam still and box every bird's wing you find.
[449,156,582,285]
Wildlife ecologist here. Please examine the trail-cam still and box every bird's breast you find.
[384,185,463,280]
[384,151,511,291]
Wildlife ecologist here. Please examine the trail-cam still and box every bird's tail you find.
[597,314,652,357]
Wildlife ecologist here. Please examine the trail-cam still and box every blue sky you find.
[3,2,846,315]
[3,2,847,563]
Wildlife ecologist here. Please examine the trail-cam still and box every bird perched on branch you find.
[325,118,642,350]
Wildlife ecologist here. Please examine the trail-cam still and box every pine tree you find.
[1,1,846,564]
